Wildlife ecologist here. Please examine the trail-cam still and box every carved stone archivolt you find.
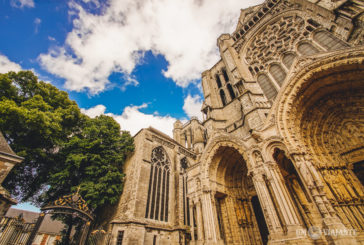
[275,48,364,155]
[199,133,249,180]
[272,49,364,234]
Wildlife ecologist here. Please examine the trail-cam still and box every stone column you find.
[290,152,333,217]
[195,199,204,242]
[290,152,358,245]
[200,189,220,243]
[189,204,195,242]
[249,168,283,234]
[210,192,223,243]
[264,161,302,229]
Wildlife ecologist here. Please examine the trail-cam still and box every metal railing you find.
[0,217,35,245]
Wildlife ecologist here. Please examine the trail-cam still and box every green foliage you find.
[47,115,134,215]
[0,71,134,216]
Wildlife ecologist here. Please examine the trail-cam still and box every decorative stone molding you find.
[275,47,364,152]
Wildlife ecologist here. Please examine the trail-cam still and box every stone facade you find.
[0,132,22,218]
[107,0,364,244]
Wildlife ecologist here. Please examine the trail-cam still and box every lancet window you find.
[282,53,296,69]
[181,157,190,226]
[222,68,229,82]
[145,146,170,221]
[227,83,236,100]
[313,30,347,51]
[215,74,222,88]
[257,74,277,101]
[217,67,236,106]
[269,64,286,86]
[297,42,318,55]
[220,89,227,106]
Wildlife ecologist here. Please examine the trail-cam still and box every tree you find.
[0,71,134,218]
[0,71,83,201]
[46,115,134,215]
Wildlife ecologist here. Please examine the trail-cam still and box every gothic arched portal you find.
[276,51,364,232]
[209,146,269,245]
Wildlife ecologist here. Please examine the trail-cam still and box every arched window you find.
[269,64,286,86]
[145,146,170,221]
[220,89,227,106]
[222,68,229,82]
[227,83,236,100]
[282,53,296,69]
[313,30,347,50]
[257,74,277,101]
[297,42,318,55]
[215,74,222,88]
[181,157,190,226]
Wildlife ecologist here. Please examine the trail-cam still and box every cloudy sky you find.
[1,0,262,210]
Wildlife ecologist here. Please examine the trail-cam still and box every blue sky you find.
[1,0,262,211]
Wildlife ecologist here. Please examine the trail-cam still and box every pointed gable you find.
[0,132,16,156]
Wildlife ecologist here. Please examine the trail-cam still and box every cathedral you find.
[105,0,364,244]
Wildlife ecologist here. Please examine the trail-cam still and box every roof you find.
[147,127,181,146]
[6,208,39,223]
[0,186,17,204]
[6,208,65,235]
[0,131,23,161]
[0,132,15,156]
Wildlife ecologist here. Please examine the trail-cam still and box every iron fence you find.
[0,217,35,245]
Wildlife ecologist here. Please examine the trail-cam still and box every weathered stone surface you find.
[106,0,364,244]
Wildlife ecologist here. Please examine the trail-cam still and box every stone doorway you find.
[209,146,268,245]
[251,196,269,245]
[353,161,364,186]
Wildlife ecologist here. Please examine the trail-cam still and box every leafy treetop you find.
[0,71,134,218]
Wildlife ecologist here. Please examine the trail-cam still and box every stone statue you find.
[334,169,357,201]
[298,162,314,188]
[290,177,309,208]
[322,169,345,202]
[331,170,352,202]
[253,151,264,166]
[341,121,364,147]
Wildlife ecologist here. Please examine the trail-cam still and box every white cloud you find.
[34,18,41,25]
[183,94,203,121]
[34,18,41,33]
[81,104,106,118]
[0,55,21,73]
[10,0,34,8]
[81,104,178,137]
[39,0,263,94]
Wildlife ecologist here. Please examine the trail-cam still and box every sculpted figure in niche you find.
[244,200,252,226]
[341,121,364,147]
[298,161,314,188]
[239,200,247,227]
[319,170,336,201]
[196,178,201,190]
[325,169,349,203]
[273,148,313,225]
[322,170,341,202]
[253,151,264,166]
[334,135,346,150]
[333,169,357,202]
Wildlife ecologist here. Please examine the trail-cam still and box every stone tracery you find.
[145,146,171,222]
[245,16,307,75]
